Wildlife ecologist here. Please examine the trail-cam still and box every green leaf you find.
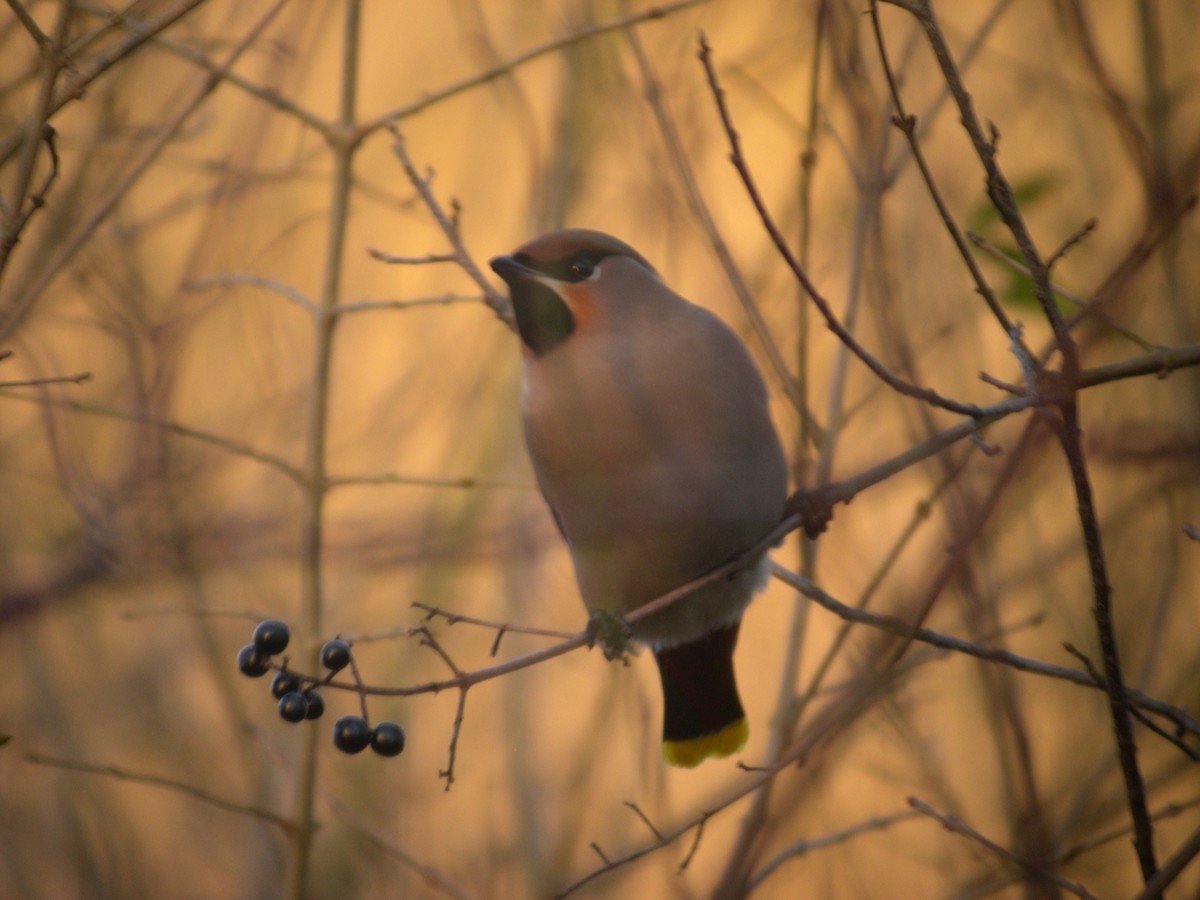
[967,171,1062,235]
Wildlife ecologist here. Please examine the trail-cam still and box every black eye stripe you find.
[522,250,611,283]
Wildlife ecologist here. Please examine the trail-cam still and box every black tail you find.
[653,622,747,766]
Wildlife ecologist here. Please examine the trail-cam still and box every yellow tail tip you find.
[662,718,749,768]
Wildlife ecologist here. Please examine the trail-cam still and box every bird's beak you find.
[489,255,575,355]
[489,254,538,286]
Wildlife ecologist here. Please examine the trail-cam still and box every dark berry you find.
[320,639,352,673]
[278,692,308,723]
[332,715,372,754]
[370,722,406,757]
[252,619,290,656]
[271,671,302,699]
[303,690,325,720]
[237,644,271,678]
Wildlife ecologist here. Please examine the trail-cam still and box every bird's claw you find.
[586,610,633,664]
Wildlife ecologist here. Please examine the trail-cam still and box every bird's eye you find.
[568,257,596,281]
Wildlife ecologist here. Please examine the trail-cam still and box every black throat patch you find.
[509,279,575,356]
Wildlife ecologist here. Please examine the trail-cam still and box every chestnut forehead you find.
[512,229,656,272]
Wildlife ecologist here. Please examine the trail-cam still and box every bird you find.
[490,228,787,767]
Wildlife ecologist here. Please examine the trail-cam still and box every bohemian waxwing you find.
[490,229,787,767]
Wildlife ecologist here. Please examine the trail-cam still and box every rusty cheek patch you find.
[560,282,600,332]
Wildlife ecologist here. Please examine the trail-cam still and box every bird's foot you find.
[786,488,834,540]
[586,610,633,664]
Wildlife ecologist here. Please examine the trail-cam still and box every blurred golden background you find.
[2,1,1199,897]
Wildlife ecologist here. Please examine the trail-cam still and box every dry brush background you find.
[1,1,1199,898]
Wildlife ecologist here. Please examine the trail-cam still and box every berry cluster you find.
[237,619,406,758]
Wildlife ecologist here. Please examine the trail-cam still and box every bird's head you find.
[490,229,659,357]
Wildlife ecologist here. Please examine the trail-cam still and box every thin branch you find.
[332,293,485,315]
[746,810,921,893]
[884,0,1160,876]
[1064,643,1199,760]
[698,33,984,419]
[384,128,513,328]
[289,1,360,894]
[624,23,810,423]
[407,626,470,790]
[966,230,1157,353]
[771,563,1200,740]
[0,0,291,344]
[26,752,295,834]
[0,0,210,166]
[1132,819,1200,900]
[439,685,468,790]
[1060,398,1158,877]
[5,0,53,47]
[325,472,531,490]
[320,793,473,900]
[1046,216,1098,270]
[367,248,458,265]
[0,371,91,388]
[908,797,1099,899]
[0,390,306,483]
[1057,194,1196,353]
[357,0,713,137]
[867,1,1030,366]
[184,273,317,314]
[414,602,575,643]
[71,2,330,135]
[0,0,71,285]
[624,802,666,843]
[677,815,707,871]
[1058,797,1200,867]
[1,123,61,268]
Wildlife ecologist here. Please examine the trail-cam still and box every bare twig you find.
[325,472,530,490]
[867,1,1030,366]
[384,128,513,328]
[772,563,1200,740]
[1046,217,1099,270]
[26,753,295,834]
[624,802,666,843]
[0,0,70,286]
[1132,820,1200,900]
[966,230,1157,353]
[908,797,1099,899]
[184,273,317,314]
[884,0,1160,877]
[746,810,921,893]
[0,125,60,283]
[414,602,574,644]
[624,22,810,423]
[0,390,306,482]
[332,294,485,315]
[698,33,984,419]
[5,0,53,46]
[357,0,713,137]
[0,0,291,344]
[0,0,210,166]
[1063,644,1199,761]
[289,2,359,894]
[0,371,91,388]
[320,793,473,900]
[367,248,458,266]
